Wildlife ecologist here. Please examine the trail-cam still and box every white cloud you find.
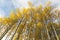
[12,0,42,8]
[12,0,30,8]
[50,0,60,3]
[12,0,60,8]
[12,0,50,8]
[0,9,5,18]
[50,0,60,6]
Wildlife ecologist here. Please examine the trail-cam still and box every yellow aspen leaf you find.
[46,1,51,6]
[16,8,22,18]
[34,13,39,18]
[10,10,17,20]
[0,18,2,22]
[42,11,46,16]
[37,22,42,27]
[28,1,33,7]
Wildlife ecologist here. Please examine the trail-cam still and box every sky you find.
[0,0,60,18]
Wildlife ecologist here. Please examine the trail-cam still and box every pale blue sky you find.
[0,0,15,17]
[0,0,60,18]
